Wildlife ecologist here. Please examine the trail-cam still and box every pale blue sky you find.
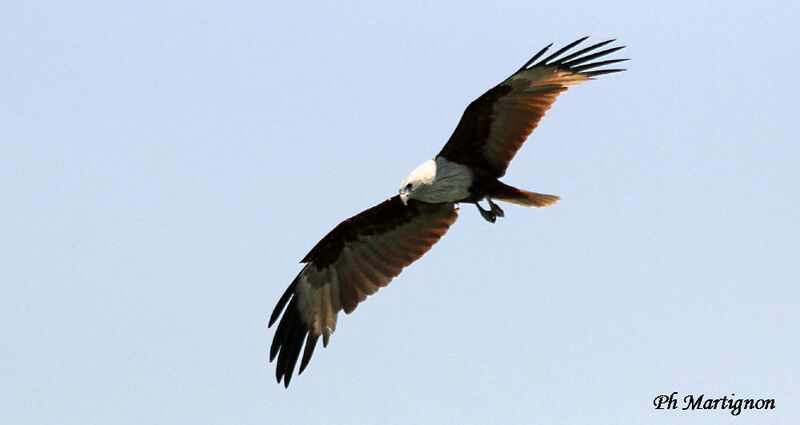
[2,1,798,424]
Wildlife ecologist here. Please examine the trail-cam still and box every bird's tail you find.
[490,183,559,207]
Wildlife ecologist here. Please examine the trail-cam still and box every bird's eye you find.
[405,183,413,190]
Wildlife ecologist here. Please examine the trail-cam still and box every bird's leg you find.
[475,200,497,223]
[486,197,504,218]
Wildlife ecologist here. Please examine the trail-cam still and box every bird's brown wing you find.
[268,196,458,387]
[437,37,627,178]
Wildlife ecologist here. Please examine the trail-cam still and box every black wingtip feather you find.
[299,334,320,374]
[518,43,553,72]
[269,280,297,327]
[273,296,309,387]
[539,36,588,65]
[269,278,318,388]
[571,58,629,73]
[584,68,627,77]
[553,39,616,65]
[562,45,626,68]
[515,37,627,78]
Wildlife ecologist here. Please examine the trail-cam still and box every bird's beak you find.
[400,193,408,205]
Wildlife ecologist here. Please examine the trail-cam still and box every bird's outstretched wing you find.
[437,37,627,178]
[269,196,458,386]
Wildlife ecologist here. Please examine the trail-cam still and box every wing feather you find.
[268,196,458,386]
[437,38,627,178]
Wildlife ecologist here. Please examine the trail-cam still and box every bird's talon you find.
[476,203,497,223]
[487,198,504,217]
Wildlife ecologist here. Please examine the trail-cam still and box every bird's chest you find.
[415,158,474,203]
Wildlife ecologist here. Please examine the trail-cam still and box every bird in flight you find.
[269,37,626,387]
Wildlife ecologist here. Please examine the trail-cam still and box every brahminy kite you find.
[269,37,626,386]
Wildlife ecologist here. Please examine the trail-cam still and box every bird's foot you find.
[487,197,504,218]
[475,199,499,223]
[478,207,496,223]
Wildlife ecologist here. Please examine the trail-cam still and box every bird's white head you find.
[398,159,437,205]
